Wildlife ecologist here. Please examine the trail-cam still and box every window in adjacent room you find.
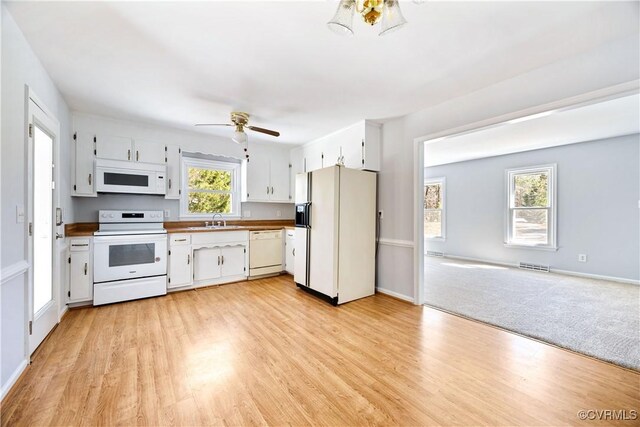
[180,157,240,217]
[424,177,445,240]
[505,164,556,249]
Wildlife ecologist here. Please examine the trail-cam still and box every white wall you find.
[71,113,294,222]
[377,33,640,301]
[425,135,640,282]
[1,5,72,396]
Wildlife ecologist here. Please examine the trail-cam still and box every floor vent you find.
[519,262,550,272]
[426,251,444,257]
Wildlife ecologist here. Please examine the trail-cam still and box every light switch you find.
[244,210,251,218]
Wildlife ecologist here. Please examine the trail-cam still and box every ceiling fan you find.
[195,112,280,144]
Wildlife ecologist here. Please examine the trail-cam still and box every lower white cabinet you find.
[285,229,295,275]
[68,238,93,303]
[193,245,247,282]
[221,245,247,277]
[168,244,192,289]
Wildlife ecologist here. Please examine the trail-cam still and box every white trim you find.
[58,304,68,321]
[1,359,29,401]
[503,243,558,252]
[0,260,29,286]
[376,287,414,302]
[378,238,414,248]
[413,138,425,305]
[437,254,640,286]
[180,157,241,218]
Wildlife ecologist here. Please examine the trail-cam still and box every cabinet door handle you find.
[88,173,92,185]
[136,150,139,162]
[84,263,88,275]
[221,255,224,265]
[127,149,131,161]
[175,238,187,242]
[271,187,274,194]
[187,254,190,265]
[293,248,295,256]
[217,255,220,265]
[267,186,269,194]
[168,178,172,189]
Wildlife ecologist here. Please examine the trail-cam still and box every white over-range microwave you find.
[95,159,166,195]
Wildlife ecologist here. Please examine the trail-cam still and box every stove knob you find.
[101,213,107,218]
[109,214,115,218]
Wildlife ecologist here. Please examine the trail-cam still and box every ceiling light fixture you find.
[328,0,407,36]
[232,126,248,144]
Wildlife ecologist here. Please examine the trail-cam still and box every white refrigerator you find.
[294,165,377,305]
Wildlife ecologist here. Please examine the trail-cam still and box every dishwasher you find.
[249,230,283,277]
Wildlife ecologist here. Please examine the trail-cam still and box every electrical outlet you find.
[16,204,25,223]
[164,209,170,219]
[378,210,384,219]
[578,254,587,263]
[276,210,282,218]
[244,210,251,218]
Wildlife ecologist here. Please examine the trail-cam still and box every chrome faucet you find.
[211,213,226,228]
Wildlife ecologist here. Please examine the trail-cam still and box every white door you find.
[220,245,246,277]
[73,132,95,196]
[193,247,221,281]
[269,154,291,202]
[69,251,92,302]
[96,135,133,161]
[134,139,165,164]
[165,145,181,199]
[27,96,60,354]
[168,244,192,288]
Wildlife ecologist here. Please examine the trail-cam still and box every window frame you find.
[424,177,446,241]
[180,157,241,218]
[504,164,557,251]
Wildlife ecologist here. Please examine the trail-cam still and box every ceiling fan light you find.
[232,130,247,144]
[379,0,407,36]
[327,0,356,36]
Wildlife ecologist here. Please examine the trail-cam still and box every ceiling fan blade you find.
[194,123,233,127]
[246,125,280,137]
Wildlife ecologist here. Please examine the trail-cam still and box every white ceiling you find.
[424,93,640,167]
[5,1,639,145]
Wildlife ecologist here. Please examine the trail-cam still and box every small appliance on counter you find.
[93,210,167,305]
[294,165,377,305]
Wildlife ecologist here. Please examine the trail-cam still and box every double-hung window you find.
[180,157,241,217]
[424,177,445,240]
[505,164,556,249]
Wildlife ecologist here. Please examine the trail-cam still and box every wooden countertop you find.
[65,219,295,237]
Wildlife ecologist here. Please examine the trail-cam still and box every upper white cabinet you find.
[96,136,165,164]
[292,120,381,174]
[73,132,96,197]
[241,145,291,203]
[165,145,181,200]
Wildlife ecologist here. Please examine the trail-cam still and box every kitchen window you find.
[505,164,557,250]
[180,157,241,217]
[424,177,445,240]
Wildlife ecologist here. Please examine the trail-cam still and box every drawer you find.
[250,230,282,240]
[69,238,91,251]
[286,230,295,238]
[170,234,191,245]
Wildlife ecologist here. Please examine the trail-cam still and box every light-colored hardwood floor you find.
[2,275,638,426]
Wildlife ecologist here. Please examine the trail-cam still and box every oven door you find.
[93,234,167,283]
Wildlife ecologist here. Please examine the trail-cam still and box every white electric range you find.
[93,210,167,306]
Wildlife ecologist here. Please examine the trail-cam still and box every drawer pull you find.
[84,263,88,275]
[175,238,187,242]
[72,243,89,247]
[187,254,190,265]
[217,255,221,265]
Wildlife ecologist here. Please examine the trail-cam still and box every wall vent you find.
[426,251,444,258]
[519,262,550,272]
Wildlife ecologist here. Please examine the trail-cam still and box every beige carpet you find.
[424,256,640,370]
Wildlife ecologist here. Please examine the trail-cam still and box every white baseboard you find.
[1,359,28,401]
[378,238,414,248]
[435,254,640,286]
[376,287,414,303]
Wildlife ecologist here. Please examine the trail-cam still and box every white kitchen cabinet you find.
[134,139,166,164]
[220,245,246,277]
[73,132,96,197]
[304,144,323,172]
[193,247,221,282]
[321,139,342,169]
[242,146,291,203]
[68,238,93,303]
[290,147,304,199]
[96,135,133,161]
[285,229,295,275]
[165,145,181,200]
[168,243,192,289]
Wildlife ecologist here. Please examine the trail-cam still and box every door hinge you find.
[28,222,33,236]
[28,124,33,138]
[289,164,292,168]
[178,148,181,153]
[28,320,32,335]
[168,277,171,284]
[244,267,246,271]
[247,193,249,198]
[243,248,246,253]
[73,184,77,191]
[93,136,97,143]
[68,291,70,297]
[73,132,77,141]
[168,250,171,256]
[178,189,181,195]
[68,256,71,264]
